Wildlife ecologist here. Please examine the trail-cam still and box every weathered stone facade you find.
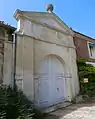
[0,21,15,84]
[14,9,79,109]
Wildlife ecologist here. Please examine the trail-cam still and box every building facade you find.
[0,21,15,84]
[73,30,95,66]
[14,9,79,109]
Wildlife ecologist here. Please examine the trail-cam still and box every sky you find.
[0,0,95,38]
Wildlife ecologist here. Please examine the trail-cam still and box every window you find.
[88,43,95,58]
[89,45,93,56]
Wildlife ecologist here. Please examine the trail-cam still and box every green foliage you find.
[77,59,95,97]
[32,108,44,119]
[77,59,95,79]
[0,85,44,119]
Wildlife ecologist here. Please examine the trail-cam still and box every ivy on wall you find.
[77,58,95,97]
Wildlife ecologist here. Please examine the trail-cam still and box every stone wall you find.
[16,18,79,101]
[0,27,14,85]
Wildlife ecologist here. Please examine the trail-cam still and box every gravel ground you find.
[45,98,95,119]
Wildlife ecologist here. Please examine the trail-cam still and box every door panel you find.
[35,55,65,108]
[55,74,65,103]
[51,56,65,103]
[38,75,50,107]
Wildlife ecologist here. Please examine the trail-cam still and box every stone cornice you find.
[14,10,73,36]
[16,32,76,49]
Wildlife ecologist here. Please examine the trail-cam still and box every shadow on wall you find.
[44,98,95,119]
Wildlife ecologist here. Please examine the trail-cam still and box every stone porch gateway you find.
[13,7,79,110]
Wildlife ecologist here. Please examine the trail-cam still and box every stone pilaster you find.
[3,32,13,85]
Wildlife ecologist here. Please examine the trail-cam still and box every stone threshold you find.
[41,101,72,113]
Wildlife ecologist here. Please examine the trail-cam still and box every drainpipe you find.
[12,32,17,91]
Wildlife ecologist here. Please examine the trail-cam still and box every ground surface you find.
[45,98,95,119]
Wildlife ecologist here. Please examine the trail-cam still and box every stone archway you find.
[35,54,66,108]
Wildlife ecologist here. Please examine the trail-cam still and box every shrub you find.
[0,85,44,119]
[77,59,95,97]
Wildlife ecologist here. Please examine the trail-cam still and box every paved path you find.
[45,99,95,119]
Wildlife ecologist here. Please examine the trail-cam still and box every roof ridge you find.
[73,30,95,40]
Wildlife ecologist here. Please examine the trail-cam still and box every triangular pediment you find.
[14,9,73,35]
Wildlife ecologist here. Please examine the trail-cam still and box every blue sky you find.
[0,0,95,38]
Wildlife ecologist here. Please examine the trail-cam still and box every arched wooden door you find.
[35,55,65,108]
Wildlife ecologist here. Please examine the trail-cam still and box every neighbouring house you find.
[13,7,79,110]
[73,30,95,66]
[0,21,16,84]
